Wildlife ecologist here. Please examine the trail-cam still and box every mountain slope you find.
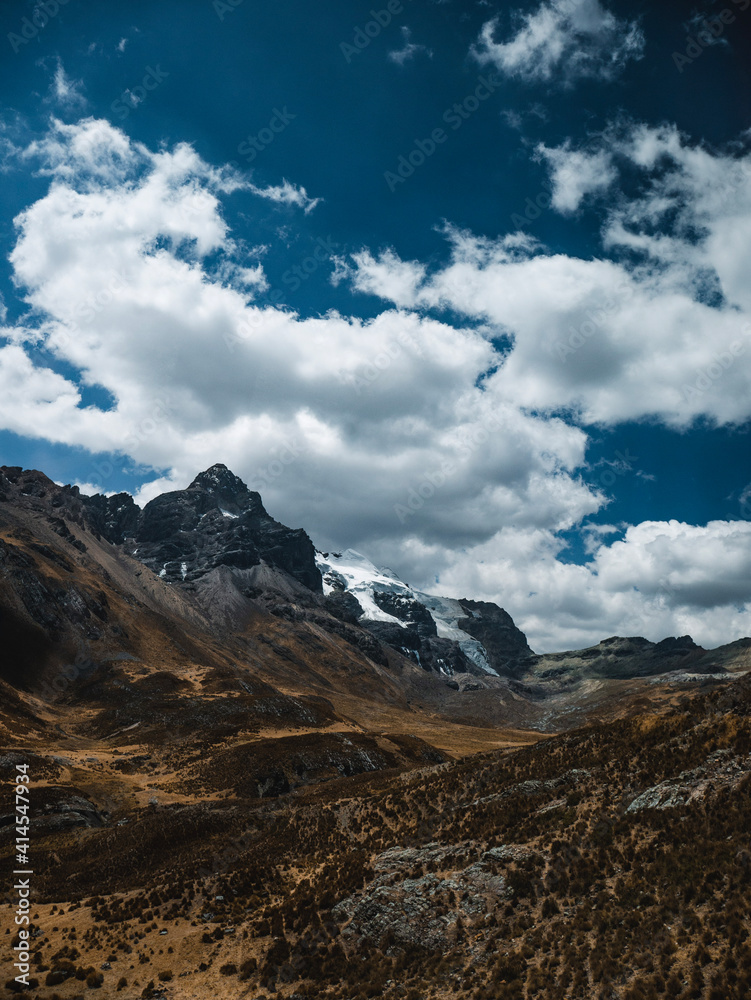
[3,667,750,1000]
[0,464,542,757]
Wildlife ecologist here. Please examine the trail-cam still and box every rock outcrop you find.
[526,634,736,686]
[316,549,534,678]
[334,842,538,950]
[626,749,751,813]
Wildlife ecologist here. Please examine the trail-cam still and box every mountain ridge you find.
[1,461,749,741]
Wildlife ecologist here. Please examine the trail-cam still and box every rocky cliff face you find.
[125,465,322,592]
[80,490,140,544]
[8,462,322,594]
[456,599,534,677]
[524,633,738,686]
[78,467,532,679]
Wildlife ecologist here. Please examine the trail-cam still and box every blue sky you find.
[1,0,750,651]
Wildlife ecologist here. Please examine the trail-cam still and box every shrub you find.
[239,957,258,980]
[5,981,36,995]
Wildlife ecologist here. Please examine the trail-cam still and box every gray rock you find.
[456,598,534,676]
[627,751,751,812]
[127,465,322,592]
[334,841,535,950]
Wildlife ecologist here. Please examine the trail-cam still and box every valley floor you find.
[2,675,751,1000]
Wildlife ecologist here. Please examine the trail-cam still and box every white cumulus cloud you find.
[388,27,432,66]
[2,118,595,571]
[404,520,751,652]
[536,141,618,211]
[48,61,87,110]
[347,122,751,429]
[471,0,644,85]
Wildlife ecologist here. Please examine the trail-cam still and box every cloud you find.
[21,116,139,185]
[2,118,594,551]
[502,103,548,132]
[248,179,321,214]
[594,520,751,610]
[471,0,644,85]
[347,124,751,429]
[2,116,750,652]
[684,10,730,48]
[542,123,751,316]
[335,248,427,306]
[536,141,617,212]
[405,520,751,652]
[117,37,128,52]
[388,27,432,66]
[0,342,109,450]
[336,123,751,647]
[48,61,87,110]
[73,481,118,497]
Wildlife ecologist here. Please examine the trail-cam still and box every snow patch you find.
[416,594,497,675]
[316,549,411,627]
[315,549,498,674]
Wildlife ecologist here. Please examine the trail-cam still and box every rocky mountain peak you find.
[133,466,321,591]
[187,464,264,516]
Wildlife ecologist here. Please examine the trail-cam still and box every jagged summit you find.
[190,462,239,488]
[187,463,262,515]
[131,466,319,590]
[0,462,319,592]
